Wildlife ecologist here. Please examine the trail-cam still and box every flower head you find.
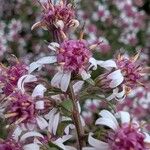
[57,39,92,73]
[97,52,147,100]
[86,110,150,150]
[4,90,36,125]
[0,138,23,150]
[0,61,28,96]
[32,0,79,31]
[107,123,145,150]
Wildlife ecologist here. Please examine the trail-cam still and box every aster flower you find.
[31,0,79,32]
[0,60,28,96]
[4,83,48,130]
[97,51,148,101]
[29,37,103,92]
[84,110,150,150]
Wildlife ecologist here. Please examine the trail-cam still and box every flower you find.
[29,39,103,92]
[97,52,147,100]
[31,0,79,31]
[4,82,48,130]
[0,61,28,96]
[84,110,150,150]
[0,138,23,150]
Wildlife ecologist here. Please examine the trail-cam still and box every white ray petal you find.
[35,101,44,110]
[88,133,109,149]
[29,56,57,73]
[60,71,71,92]
[99,110,119,128]
[116,111,130,124]
[144,132,150,143]
[100,60,117,70]
[17,75,37,93]
[73,81,84,94]
[12,126,22,141]
[36,116,48,130]
[48,42,60,51]
[32,84,46,98]
[23,143,40,150]
[51,71,64,89]
[20,131,44,142]
[80,70,91,80]
[52,112,60,135]
[96,118,118,130]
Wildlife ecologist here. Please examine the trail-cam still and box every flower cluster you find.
[0,0,150,150]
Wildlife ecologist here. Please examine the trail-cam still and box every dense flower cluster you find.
[0,0,150,150]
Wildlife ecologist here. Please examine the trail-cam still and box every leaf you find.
[60,99,73,112]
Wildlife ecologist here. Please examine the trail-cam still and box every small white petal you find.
[100,60,117,70]
[65,146,77,150]
[23,143,40,150]
[32,84,47,98]
[96,110,119,130]
[89,58,98,70]
[52,138,66,150]
[51,71,63,89]
[82,147,96,150]
[46,108,57,133]
[29,56,57,73]
[144,132,150,143]
[48,42,60,51]
[80,70,91,80]
[116,111,130,124]
[64,124,75,135]
[108,70,124,88]
[99,110,119,128]
[20,131,44,142]
[96,118,118,130]
[61,135,72,142]
[88,133,109,149]
[73,81,84,94]
[12,126,22,141]
[60,72,71,92]
[35,101,44,110]
[17,75,37,93]
[115,87,126,100]
[36,116,48,130]
[52,112,60,135]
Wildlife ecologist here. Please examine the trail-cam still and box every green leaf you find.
[60,99,73,112]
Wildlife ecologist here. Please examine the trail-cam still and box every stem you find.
[69,82,85,150]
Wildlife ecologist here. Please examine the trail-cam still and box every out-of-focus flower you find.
[31,0,79,32]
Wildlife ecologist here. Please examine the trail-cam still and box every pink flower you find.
[4,90,36,125]
[97,52,147,100]
[84,110,150,150]
[0,61,28,96]
[0,138,23,150]
[57,40,92,73]
[31,0,79,32]
[29,40,103,92]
